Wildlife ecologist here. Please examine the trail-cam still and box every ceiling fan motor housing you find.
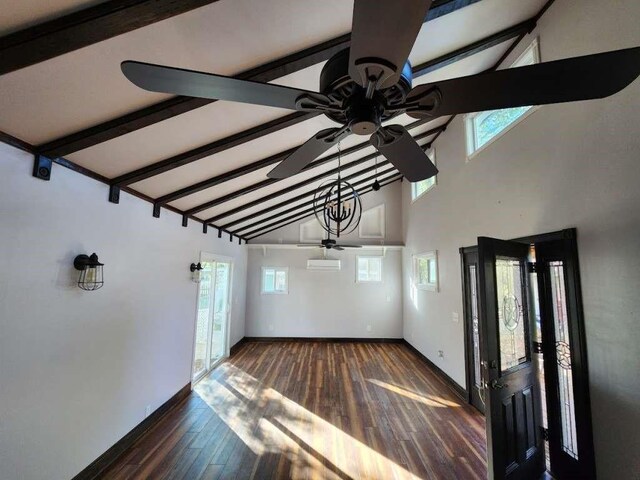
[320,48,413,134]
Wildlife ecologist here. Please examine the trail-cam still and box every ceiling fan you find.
[297,237,362,252]
[121,1,640,182]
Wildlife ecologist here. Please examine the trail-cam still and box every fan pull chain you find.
[337,142,342,181]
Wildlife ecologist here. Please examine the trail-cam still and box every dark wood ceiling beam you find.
[34,0,481,158]
[188,150,394,216]
[158,122,444,208]
[0,130,36,154]
[233,167,398,236]
[203,153,397,225]
[0,0,221,76]
[185,125,440,216]
[240,171,400,239]
[245,175,403,241]
[412,18,535,77]
[110,111,314,190]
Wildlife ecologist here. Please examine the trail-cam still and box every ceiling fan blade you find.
[267,128,351,179]
[405,46,640,118]
[333,246,345,251]
[121,60,333,111]
[371,125,438,182]
[349,0,432,90]
[335,245,362,249]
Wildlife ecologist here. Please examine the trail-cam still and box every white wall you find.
[245,247,403,338]
[0,144,247,480]
[401,0,640,478]
[246,179,404,338]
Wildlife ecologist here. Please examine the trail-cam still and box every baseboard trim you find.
[243,336,404,343]
[71,382,192,480]
[402,339,468,401]
[230,336,248,355]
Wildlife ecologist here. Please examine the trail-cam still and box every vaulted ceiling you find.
[0,0,550,241]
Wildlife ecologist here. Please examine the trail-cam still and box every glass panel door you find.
[193,255,233,382]
[193,262,212,379]
[209,261,231,368]
[477,237,544,480]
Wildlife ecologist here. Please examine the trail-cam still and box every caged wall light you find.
[73,253,104,291]
[190,262,203,283]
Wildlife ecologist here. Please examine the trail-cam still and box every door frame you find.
[460,228,595,477]
[190,252,234,384]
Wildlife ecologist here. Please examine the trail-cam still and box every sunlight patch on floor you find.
[195,363,424,479]
[367,378,461,408]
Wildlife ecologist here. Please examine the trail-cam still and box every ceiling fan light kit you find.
[121,0,640,186]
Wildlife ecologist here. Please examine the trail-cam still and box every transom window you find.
[465,39,540,157]
[413,251,438,291]
[411,148,436,202]
[356,256,383,283]
[261,267,288,294]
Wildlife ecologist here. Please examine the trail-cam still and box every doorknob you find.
[489,379,507,390]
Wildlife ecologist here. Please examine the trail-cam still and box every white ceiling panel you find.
[67,101,292,178]
[0,0,353,143]
[409,0,546,67]
[129,114,337,197]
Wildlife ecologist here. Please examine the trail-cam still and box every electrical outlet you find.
[366,325,372,332]
[452,312,459,323]
[438,350,444,359]
[145,405,151,418]
[386,294,391,302]
[268,324,274,332]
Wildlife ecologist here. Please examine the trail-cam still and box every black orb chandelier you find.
[313,144,362,237]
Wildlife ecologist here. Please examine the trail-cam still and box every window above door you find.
[465,39,541,159]
[411,148,436,202]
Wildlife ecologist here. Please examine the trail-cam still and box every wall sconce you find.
[73,253,104,291]
[190,262,203,283]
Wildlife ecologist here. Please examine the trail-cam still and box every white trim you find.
[248,243,404,250]
[358,203,386,239]
[465,106,541,161]
[413,250,439,292]
[261,266,289,294]
[299,217,324,243]
[355,255,384,283]
[411,147,437,203]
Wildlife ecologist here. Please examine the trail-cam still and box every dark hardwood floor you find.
[101,341,487,479]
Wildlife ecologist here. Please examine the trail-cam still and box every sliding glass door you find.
[192,254,233,382]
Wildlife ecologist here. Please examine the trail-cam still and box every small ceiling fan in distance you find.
[297,237,362,252]
[121,1,640,182]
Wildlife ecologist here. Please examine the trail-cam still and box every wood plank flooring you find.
[101,341,487,479]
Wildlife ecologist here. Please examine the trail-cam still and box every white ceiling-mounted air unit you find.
[307,259,341,271]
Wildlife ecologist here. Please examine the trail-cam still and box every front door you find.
[477,237,545,480]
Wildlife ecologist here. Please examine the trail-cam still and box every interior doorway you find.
[192,253,233,383]
[460,229,595,480]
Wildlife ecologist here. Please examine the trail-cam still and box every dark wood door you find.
[535,238,595,479]
[477,237,545,480]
